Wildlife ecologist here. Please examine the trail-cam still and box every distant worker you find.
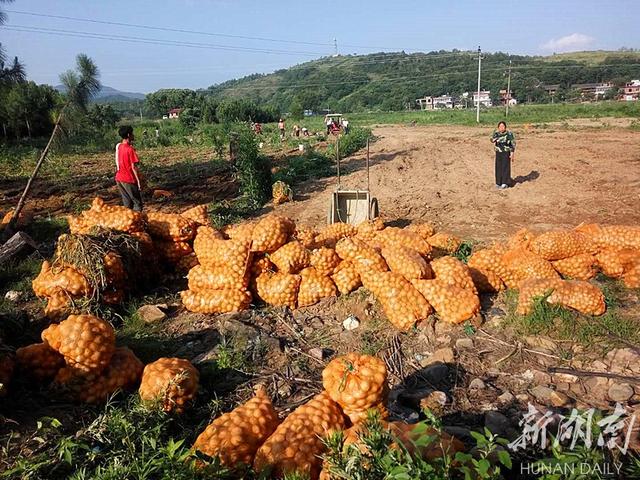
[278,118,286,140]
[491,121,516,189]
[325,115,332,134]
[254,122,262,134]
[115,125,143,211]
[301,126,309,136]
[342,118,350,134]
[155,127,159,138]
[292,124,300,137]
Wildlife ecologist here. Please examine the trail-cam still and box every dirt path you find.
[270,123,640,241]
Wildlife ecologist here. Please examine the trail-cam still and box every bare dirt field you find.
[272,123,640,242]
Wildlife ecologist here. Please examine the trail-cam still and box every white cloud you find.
[541,33,594,52]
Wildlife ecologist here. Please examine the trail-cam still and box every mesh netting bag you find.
[139,357,199,414]
[255,272,302,309]
[355,218,386,242]
[251,215,296,253]
[254,391,345,480]
[426,232,461,254]
[293,226,319,250]
[547,280,606,316]
[146,211,197,242]
[68,197,145,234]
[15,342,65,381]
[310,247,342,277]
[431,256,477,294]
[596,248,640,278]
[224,221,256,242]
[193,385,280,469]
[272,181,293,205]
[187,264,249,292]
[181,289,252,314]
[500,248,560,289]
[181,204,211,227]
[551,253,598,280]
[406,222,436,241]
[315,222,358,248]
[377,227,432,257]
[335,237,388,273]
[412,279,480,324]
[193,231,251,280]
[32,261,91,298]
[331,261,362,295]
[381,243,431,280]
[297,267,338,307]
[516,278,564,315]
[529,230,595,261]
[270,241,311,274]
[576,224,640,251]
[155,240,193,264]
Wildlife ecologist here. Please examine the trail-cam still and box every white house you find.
[473,90,492,107]
[416,96,434,110]
[433,95,454,109]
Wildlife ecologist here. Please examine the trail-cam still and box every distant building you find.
[570,82,613,98]
[433,95,454,109]
[499,89,517,106]
[416,96,434,110]
[623,80,640,101]
[168,108,182,119]
[541,84,560,96]
[473,90,492,107]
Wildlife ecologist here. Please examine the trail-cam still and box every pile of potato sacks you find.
[31,198,211,318]
[183,214,640,327]
[193,352,462,480]
[7,313,200,410]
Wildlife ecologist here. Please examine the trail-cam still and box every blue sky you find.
[2,0,639,93]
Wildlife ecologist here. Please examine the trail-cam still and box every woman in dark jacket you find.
[491,121,516,189]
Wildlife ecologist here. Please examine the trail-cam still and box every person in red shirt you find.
[115,125,143,211]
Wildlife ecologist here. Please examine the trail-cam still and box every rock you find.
[528,369,552,385]
[136,305,167,323]
[443,426,474,444]
[591,360,609,371]
[420,390,448,414]
[421,364,450,385]
[398,388,433,410]
[455,338,474,350]
[469,378,486,390]
[309,347,327,360]
[583,376,611,400]
[606,348,640,374]
[497,391,515,404]
[515,393,529,403]
[277,382,292,398]
[530,385,571,407]
[487,306,505,318]
[154,303,169,311]
[484,411,517,439]
[4,290,21,302]
[343,315,360,331]
[552,372,579,383]
[607,383,634,402]
[423,347,455,366]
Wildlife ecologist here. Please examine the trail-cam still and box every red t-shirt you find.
[115,141,139,184]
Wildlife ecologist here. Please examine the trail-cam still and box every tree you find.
[289,98,304,120]
[8,54,100,231]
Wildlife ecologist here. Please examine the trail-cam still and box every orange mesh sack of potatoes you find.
[469,267,505,293]
[294,226,319,250]
[335,237,388,274]
[43,290,73,321]
[377,227,432,257]
[431,256,477,294]
[42,314,115,374]
[331,261,362,295]
[412,279,480,324]
[500,248,560,289]
[270,241,311,274]
[315,222,358,249]
[155,240,193,264]
[181,289,252,314]
[251,215,296,253]
[224,221,255,242]
[310,247,341,276]
[381,243,431,280]
[68,198,145,234]
[547,280,606,316]
[32,261,91,298]
[297,267,338,307]
[355,218,386,242]
[103,251,126,288]
[181,204,211,227]
[596,248,640,278]
[193,233,251,279]
[254,391,345,480]
[622,261,640,288]
[576,224,640,251]
[187,264,249,292]
[175,253,199,274]
[16,343,65,382]
[468,248,510,282]
[529,230,595,261]
[506,228,536,251]
[139,357,199,414]
[54,347,143,404]
[322,353,388,424]
[364,271,432,330]
[272,180,293,205]
[255,272,301,309]
[406,222,436,241]
[516,278,564,315]
[426,232,461,255]
[551,253,598,280]
[193,385,281,469]
[146,211,197,242]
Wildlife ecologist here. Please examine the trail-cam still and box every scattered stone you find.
[136,304,167,323]
[608,383,634,402]
[530,385,571,407]
[420,390,448,414]
[528,369,552,385]
[497,391,515,404]
[277,382,292,398]
[591,360,609,371]
[515,393,529,403]
[455,338,474,350]
[4,290,21,302]
[484,411,517,439]
[309,347,327,361]
[435,335,452,345]
[552,372,579,383]
[606,348,640,374]
[154,303,169,311]
[343,315,360,331]
[583,376,611,401]
[469,378,486,390]
[423,347,455,366]
[421,364,450,385]
[443,426,474,443]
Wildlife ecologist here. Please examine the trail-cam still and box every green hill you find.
[204,50,640,112]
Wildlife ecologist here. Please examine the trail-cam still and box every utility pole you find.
[505,59,512,117]
[476,46,482,123]
[333,38,338,56]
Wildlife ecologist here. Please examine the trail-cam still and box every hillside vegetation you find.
[202,50,640,112]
